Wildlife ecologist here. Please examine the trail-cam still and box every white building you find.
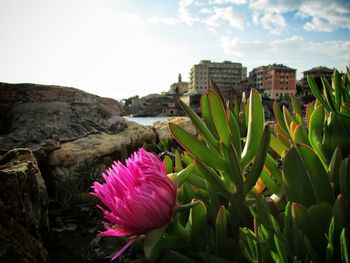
[189,60,246,94]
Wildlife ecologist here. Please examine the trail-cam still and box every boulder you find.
[48,121,156,190]
[0,148,49,263]
[153,116,196,141]
[0,82,126,161]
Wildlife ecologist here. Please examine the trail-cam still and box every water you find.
[124,116,169,126]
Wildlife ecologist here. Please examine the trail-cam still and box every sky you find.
[0,0,349,100]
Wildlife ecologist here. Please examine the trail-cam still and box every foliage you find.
[94,67,350,262]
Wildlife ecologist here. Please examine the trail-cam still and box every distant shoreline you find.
[124,116,170,126]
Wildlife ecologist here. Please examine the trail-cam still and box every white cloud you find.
[179,0,200,25]
[298,0,350,32]
[221,35,350,64]
[258,12,286,35]
[204,7,245,30]
[150,0,246,31]
[220,36,269,56]
[305,40,350,61]
[249,0,350,33]
[209,0,247,4]
[271,35,304,49]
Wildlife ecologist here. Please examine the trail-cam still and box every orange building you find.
[250,64,296,100]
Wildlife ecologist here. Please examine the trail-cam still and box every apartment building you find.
[249,64,296,100]
[300,66,333,96]
[189,60,246,98]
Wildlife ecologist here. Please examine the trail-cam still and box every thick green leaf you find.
[332,195,350,240]
[283,106,294,136]
[292,125,310,146]
[291,96,302,125]
[208,90,231,145]
[270,134,288,158]
[326,218,335,263]
[339,158,350,207]
[187,173,207,190]
[329,147,342,192]
[241,89,265,169]
[322,77,337,112]
[244,126,270,195]
[144,225,167,262]
[215,205,228,256]
[291,203,324,251]
[179,98,219,150]
[309,105,329,166]
[304,236,321,263]
[239,227,259,263]
[195,160,232,198]
[228,110,242,155]
[169,123,227,172]
[174,149,183,172]
[296,144,334,204]
[306,101,315,129]
[260,169,281,195]
[265,154,283,184]
[334,69,342,112]
[323,113,350,160]
[221,142,243,196]
[307,75,331,111]
[201,94,219,139]
[308,202,332,239]
[233,95,241,118]
[274,123,291,148]
[187,200,207,242]
[340,228,350,263]
[273,101,288,134]
[210,78,226,104]
[283,147,316,207]
[274,234,288,263]
[163,155,173,174]
[283,202,294,257]
[176,164,194,187]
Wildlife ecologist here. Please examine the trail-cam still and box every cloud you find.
[150,0,350,34]
[271,35,304,49]
[204,6,245,30]
[149,0,246,31]
[221,35,350,64]
[254,11,286,35]
[209,0,247,4]
[220,36,269,56]
[305,40,350,61]
[249,0,350,33]
[297,0,350,32]
[179,0,200,25]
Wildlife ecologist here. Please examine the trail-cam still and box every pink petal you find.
[99,228,131,237]
[111,236,138,260]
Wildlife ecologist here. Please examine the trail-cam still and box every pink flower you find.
[92,148,177,260]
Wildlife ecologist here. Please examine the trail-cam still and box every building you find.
[300,66,333,97]
[249,64,297,100]
[189,60,246,100]
[169,74,189,95]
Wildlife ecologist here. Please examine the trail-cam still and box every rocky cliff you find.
[0,82,126,160]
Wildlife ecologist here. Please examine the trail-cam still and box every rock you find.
[153,116,196,141]
[48,121,156,190]
[123,93,181,117]
[0,148,49,263]
[0,82,126,161]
